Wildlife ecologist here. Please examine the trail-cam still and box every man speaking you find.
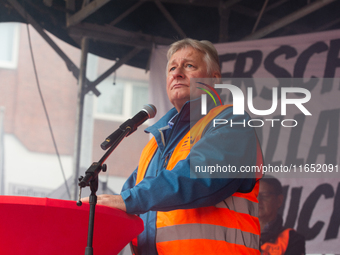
[84,38,263,254]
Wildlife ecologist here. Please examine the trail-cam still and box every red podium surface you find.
[0,196,143,255]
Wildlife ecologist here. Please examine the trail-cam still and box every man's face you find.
[166,47,214,112]
[258,181,283,223]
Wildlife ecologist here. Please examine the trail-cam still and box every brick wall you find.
[1,24,150,178]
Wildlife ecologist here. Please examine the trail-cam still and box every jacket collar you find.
[145,97,217,135]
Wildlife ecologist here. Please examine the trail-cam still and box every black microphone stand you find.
[77,127,131,255]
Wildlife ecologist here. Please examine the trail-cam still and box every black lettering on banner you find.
[285,114,305,166]
[220,53,237,78]
[264,115,284,166]
[284,187,303,229]
[231,50,262,99]
[325,182,340,240]
[261,45,297,100]
[297,184,334,240]
[306,109,340,165]
[293,41,328,91]
[232,50,262,78]
[322,39,340,93]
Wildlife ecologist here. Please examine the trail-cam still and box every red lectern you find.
[0,196,143,255]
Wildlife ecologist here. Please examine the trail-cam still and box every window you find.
[0,22,20,69]
[95,78,149,122]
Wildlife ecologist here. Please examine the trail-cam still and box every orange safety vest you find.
[261,229,292,255]
[134,105,263,255]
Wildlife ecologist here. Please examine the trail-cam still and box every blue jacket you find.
[121,99,258,254]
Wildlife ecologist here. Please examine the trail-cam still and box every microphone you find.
[101,104,157,150]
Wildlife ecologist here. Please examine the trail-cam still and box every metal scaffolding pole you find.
[72,37,89,200]
[242,0,336,41]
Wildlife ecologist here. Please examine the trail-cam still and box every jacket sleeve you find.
[121,167,138,192]
[121,107,258,214]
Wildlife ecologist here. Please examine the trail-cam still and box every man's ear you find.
[212,71,221,79]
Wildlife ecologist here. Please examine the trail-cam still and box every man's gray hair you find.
[166,38,221,76]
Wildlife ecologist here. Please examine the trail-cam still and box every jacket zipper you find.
[163,154,170,169]
[153,111,181,254]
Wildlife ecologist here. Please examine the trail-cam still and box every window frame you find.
[0,22,20,69]
[93,78,149,122]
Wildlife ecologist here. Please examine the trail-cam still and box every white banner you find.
[149,29,340,253]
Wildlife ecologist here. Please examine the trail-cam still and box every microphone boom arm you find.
[100,119,135,150]
[78,126,131,188]
[77,104,156,254]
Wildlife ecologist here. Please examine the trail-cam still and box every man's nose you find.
[172,67,185,79]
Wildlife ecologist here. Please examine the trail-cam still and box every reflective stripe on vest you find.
[136,105,262,254]
[215,194,258,217]
[261,229,292,255]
